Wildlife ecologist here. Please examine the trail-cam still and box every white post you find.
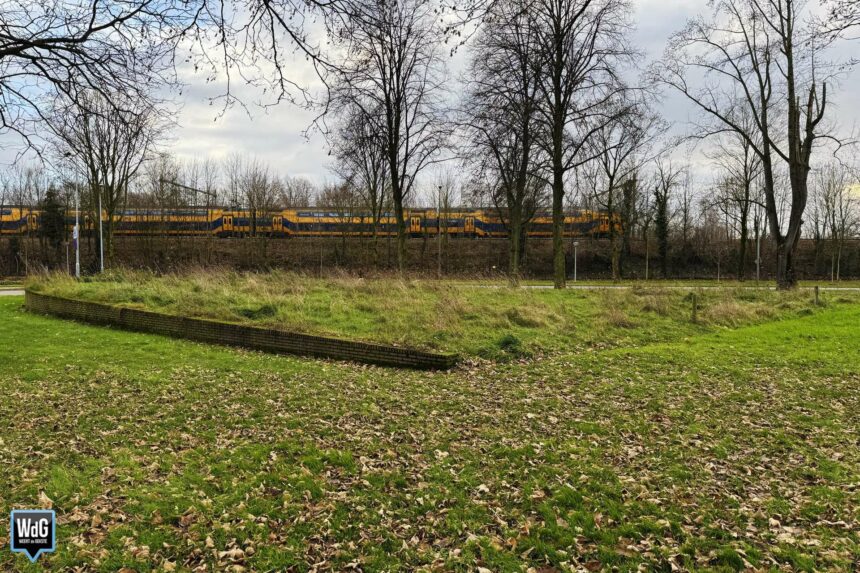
[74,183,80,278]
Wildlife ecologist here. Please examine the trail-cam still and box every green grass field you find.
[2,279,859,571]
[27,271,855,358]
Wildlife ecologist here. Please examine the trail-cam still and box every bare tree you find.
[330,102,390,252]
[2,162,51,270]
[222,153,246,208]
[0,0,189,151]
[638,184,655,279]
[139,153,182,208]
[652,160,684,278]
[813,161,858,280]
[431,169,461,278]
[655,0,852,288]
[531,0,635,288]
[184,158,220,204]
[588,102,664,280]
[677,168,697,263]
[281,176,317,208]
[326,0,449,274]
[241,158,279,237]
[462,0,546,284]
[318,180,362,261]
[708,118,763,280]
[48,92,164,266]
[827,0,860,35]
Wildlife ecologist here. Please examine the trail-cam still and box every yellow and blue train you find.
[1,207,618,238]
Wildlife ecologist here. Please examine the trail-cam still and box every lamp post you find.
[74,182,80,278]
[97,182,104,273]
[65,151,104,274]
[573,241,579,283]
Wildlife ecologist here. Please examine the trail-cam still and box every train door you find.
[464,216,475,236]
[27,212,38,233]
[410,215,422,235]
[273,215,283,235]
[223,214,234,236]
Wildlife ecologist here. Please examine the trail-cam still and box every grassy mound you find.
[28,270,847,358]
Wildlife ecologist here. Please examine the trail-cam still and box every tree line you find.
[1,0,859,287]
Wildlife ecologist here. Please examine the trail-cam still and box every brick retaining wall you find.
[25,291,457,370]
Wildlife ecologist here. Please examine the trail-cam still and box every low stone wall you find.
[24,291,457,370]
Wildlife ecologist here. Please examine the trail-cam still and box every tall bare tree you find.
[652,159,683,278]
[241,158,279,237]
[531,0,635,288]
[813,161,858,281]
[319,180,362,261]
[48,92,165,266]
[708,117,763,280]
[431,169,460,278]
[656,0,851,288]
[588,102,664,280]
[0,0,188,150]
[330,102,390,251]
[326,0,449,274]
[462,0,546,284]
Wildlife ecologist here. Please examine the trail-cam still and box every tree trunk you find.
[836,235,843,281]
[645,235,650,280]
[610,233,621,282]
[738,207,748,281]
[775,238,796,290]
[552,169,565,289]
[509,205,522,286]
[394,202,407,276]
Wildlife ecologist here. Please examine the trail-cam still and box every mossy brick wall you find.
[25,291,457,370]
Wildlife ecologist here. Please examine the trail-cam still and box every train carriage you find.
[6,206,620,239]
[113,208,223,236]
[0,208,38,235]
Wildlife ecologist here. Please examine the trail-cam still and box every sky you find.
[2,0,858,190]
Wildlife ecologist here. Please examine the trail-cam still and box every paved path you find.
[0,289,23,296]
[466,284,860,291]
[529,285,860,291]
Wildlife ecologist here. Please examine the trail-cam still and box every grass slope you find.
[0,293,858,571]
[28,271,853,359]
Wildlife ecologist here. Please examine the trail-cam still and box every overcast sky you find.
[2,0,858,190]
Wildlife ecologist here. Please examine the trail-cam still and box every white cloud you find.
[2,0,857,191]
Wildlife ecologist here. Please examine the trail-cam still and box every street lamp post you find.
[65,151,103,274]
[573,241,579,283]
[74,182,80,278]
[97,182,104,273]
